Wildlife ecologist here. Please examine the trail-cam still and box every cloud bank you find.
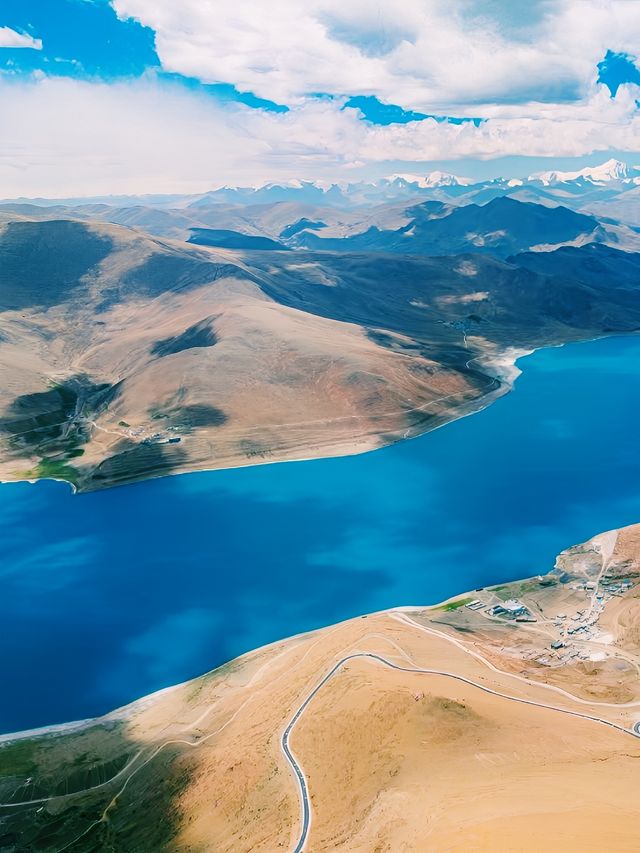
[112,0,640,110]
[1,73,639,196]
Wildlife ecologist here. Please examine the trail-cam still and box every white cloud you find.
[112,0,640,111]
[0,77,263,196]
[0,74,638,197]
[0,26,42,50]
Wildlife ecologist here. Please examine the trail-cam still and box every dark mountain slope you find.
[251,246,640,349]
[0,220,112,310]
[187,228,288,250]
[512,243,640,290]
[291,197,602,258]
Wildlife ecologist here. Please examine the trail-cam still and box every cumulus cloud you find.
[0,26,42,50]
[1,73,639,196]
[112,0,640,110]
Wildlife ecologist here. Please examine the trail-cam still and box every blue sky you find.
[0,0,639,194]
[3,1,637,113]
[597,50,640,97]
[0,0,157,78]
[0,0,291,112]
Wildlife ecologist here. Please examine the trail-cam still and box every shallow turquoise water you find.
[1,335,639,732]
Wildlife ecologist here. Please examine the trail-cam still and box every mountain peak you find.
[385,171,474,188]
[529,158,635,186]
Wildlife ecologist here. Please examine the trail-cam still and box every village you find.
[447,557,637,672]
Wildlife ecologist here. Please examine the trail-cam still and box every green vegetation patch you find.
[0,376,123,487]
[434,596,474,611]
[35,458,80,487]
[490,579,542,600]
[0,737,195,852]
[0,724,132,803]
[0,738,42,777]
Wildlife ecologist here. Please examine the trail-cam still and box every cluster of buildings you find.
[462,597,536,622]
[542,575,637,663]
[487,599,534,621]
[142,433,182,446]
[117,421,184,446]
[600,577,634,595]
[457,571,637,673]
[465,598,536,622]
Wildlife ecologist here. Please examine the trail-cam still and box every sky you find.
[0,0,639,196]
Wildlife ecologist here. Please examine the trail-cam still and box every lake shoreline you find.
[1,521,635,744]
[0,573,564,743]
[0,342,535,496]
[1,333,639,734]
[0,332,632,497]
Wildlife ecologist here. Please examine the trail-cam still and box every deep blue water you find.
[1,335,639,733]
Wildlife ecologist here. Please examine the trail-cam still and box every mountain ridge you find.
[3,159,640,214]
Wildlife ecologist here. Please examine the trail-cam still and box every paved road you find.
[281,651,640,853]
[393,612,640,709]
[281,657,352,853]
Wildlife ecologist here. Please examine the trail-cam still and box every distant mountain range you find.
[281,196,621,258]
[0,158,638,494]
[3,160,640,223]
[3,188,638,257]
[142,158,640,210]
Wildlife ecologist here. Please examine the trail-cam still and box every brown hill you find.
[0,214,638,491]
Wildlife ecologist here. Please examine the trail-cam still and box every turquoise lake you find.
[1,334,639,733]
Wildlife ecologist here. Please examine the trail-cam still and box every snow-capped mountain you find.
[530,158,640,186]
[186,180,345,207]
[195,161,638,205]
[383,171,475,188]
[4,161,638,225]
